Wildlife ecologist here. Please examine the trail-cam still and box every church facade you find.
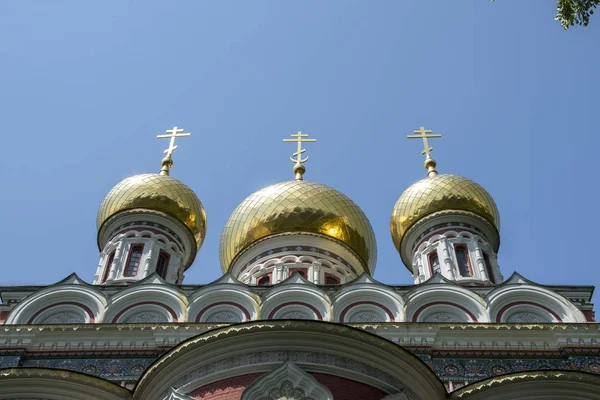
[0,127,599,400]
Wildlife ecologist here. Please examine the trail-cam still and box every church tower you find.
[219,132,376,286]
[94,127,206,285]
[390,127,502,285]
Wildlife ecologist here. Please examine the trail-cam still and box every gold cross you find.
[283,131,316,164]
[407,126,442,158]
[157,126,191,158]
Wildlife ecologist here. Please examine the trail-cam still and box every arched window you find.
[325,274,340,285]
[124,245,143,277]
[156,251,170,279]
[429,252,441,275]
[257,275,271,286]
[483,253,496,284]
[455,246,472,277]
[101,251,115,283]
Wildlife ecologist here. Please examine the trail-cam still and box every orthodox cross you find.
[407,126,441,177]
[157,126,191,158]
[407,126,441,158]
[283,131,316,180]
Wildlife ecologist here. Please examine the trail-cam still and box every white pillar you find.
[108,241,125,281]
[311,261,322,284]
[440,238,456,280]
[142,239,157,277]
[274,262,284,283]
[472,242,487,280]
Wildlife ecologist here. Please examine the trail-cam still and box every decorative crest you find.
[283,131,316,180]
[407,126,442,177]
[157,126,191,176]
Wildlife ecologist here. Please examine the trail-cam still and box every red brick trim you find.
[495,301,563,322]
[111,301,178,323]
[267,301,323,320]
[27,302,95,324]
[412,301,478,322]
[583,310,596,322]
[339,301,395,322]
[194,301,251,322]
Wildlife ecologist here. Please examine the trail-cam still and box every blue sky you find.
[1,1,598,293]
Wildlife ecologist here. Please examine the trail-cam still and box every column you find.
[472,242,487,281]
[108,241,125,281]
[440,238,456,280]
[142,239,157,277]
[274,262,284,283]
[312,261,322,284]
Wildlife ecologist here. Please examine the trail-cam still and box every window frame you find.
[428,251,441,276]
[123,244,144,278]
[156,250,171,279]
[101,251,115,283]
[454,244,473,277]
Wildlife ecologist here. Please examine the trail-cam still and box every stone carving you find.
[172,351,412,399]
[124,311,168,323]
[279,311,311,320]
[263,380,311,400]
[348,311,380,323]
[506,312,547,323]
[39,311,85,324]
[204,311,242,323]
[423,312,461,323]
[242,361,332,400]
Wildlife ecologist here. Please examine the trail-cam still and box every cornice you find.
[1,321,599,333]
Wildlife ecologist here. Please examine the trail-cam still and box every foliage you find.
[556,0,599,28]
[491,0,598,29]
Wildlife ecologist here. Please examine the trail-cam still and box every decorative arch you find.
[412,301,478,323]
[189,274,258,323]
[261,274,331,321]
[104,276,187,323]
[486,279,586,323]
[5,275,106,324]
[0,367,131,399]
[134,320,446,400]
[450,370,600,400]
[28,302,94,324]
[405,279,489,323]
[333,274,404,323]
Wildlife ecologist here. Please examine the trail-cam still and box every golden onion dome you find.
[220,180,377,273]
[390,174,500,252]
[97,173,206,251]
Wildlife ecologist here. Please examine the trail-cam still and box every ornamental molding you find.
[241,361,333,400]
[400,210,499,270]
[230,232,367,276]
[167,350,409,399]
[450,370,600,399]
[136,320,445,399]
[0,367,131,398]
[98,209,197,270]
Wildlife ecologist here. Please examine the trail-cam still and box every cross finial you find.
[407,126,442,177]
[156,126,191,176]
[283,131,316,180]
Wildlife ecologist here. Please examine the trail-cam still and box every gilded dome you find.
[97,174,206,251]
[390,174,500,251]
[220,180,377,273]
